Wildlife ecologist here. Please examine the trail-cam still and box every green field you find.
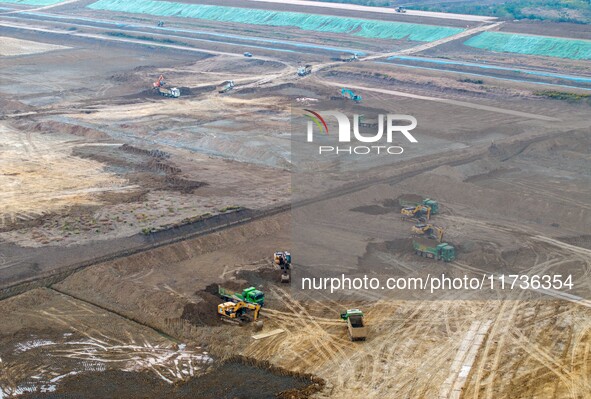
[464,31,591,60]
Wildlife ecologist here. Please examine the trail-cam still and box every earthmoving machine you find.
[274,251,291,268]
[152,74,180,98]
[412,238,456,262]
[401,204,431,222]
[218,301,261,323]
[339,53,359,62]
[412,223,444,242]
[157,21,164,27]
[274,251,291,283]
[217,80,235,93]
[244,52,253,57]
[340,309,367,341]
[218,286,265,306]
[399,197,439,215]
[341,88,362,102]
[297,65,312,76]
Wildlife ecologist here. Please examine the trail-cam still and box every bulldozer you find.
[411,223,444,242]
[401,204,431,222]
[218,301,261,324]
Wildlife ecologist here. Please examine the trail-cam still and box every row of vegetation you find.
[406,0,591,24]
[140,206,241,235]
[535,90,591,103]
[315,0,591,23]
[106,31,188,46]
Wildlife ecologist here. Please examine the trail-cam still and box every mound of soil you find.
[0,98,32,114]
[181,292,222,327]
[30,120,111,140]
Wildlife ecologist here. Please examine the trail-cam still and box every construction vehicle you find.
[218,301,261,323]
[412,238,456,262]
[399,197,439,215]
[358,115,379,128]
[297,65,312,76]
[339,53,359,62]
[395,6,406,13]
[340,309,367,341]
[274,251,291,268]
[157,21,164,27]
[401,204,431,222]
[152,74,180,98]
[217,80,235,93]
[341,88,362,102]
[412,223,444,242]
[155,86,180,98]
[244,52,253,57]
[153,74,166,88]
[219,286,265,306]
[274,251,291,283]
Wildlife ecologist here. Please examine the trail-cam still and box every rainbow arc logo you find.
[303,109,329,135]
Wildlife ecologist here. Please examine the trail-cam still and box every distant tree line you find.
[313,0,393,6]
[313,0,591,24]
[407,0,591,24]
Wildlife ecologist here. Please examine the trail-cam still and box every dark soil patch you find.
[351,198,401,215]
[181,291,223,327]
[21,358,321,399]
[73,145,205,194]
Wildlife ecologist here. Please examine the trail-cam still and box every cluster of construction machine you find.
[214,197,453,342]
[401,196,456,262]
[215,251,290,324]
[151,51,363,102]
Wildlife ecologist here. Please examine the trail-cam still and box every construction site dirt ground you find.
[1,0,590,397]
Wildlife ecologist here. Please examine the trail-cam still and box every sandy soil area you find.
[0,36,67,56]
[0,2,589,397]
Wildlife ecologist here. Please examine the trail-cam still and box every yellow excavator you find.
[401,204,431,222]
[411,223,444,242]
[217,301,261,323]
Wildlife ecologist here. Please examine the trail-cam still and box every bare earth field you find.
[0,0,589,398]
[0,35,68,56]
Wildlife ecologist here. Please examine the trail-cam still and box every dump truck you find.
[219,286,265,306]
[297,65,312,76]
[152,74,180,98]
[339,53,358,62]
[399,197,439,215]
[156,87,180,98]
[412,238,456,262]
[340,309,367,341]
[217,80,235,93]
[218,301,260,323]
